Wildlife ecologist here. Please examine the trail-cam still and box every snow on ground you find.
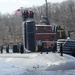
[0,58,25,75]
[0,52,75,75]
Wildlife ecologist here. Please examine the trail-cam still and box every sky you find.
[0,0,65,14]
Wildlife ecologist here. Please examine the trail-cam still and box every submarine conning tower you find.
[22,19,36,52]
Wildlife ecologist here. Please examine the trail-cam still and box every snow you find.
[0,52,75,75]
[0,58,25,75]
[46,60,75,70]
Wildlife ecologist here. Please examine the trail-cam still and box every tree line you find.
[0,0,75,45]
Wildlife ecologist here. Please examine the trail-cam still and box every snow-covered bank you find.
[0,58,25,75]
[46,60,75,70]
[0,53,75,75]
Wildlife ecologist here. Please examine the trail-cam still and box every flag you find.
[15,9,21,14]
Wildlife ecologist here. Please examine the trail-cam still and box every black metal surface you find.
[23,19,36,52]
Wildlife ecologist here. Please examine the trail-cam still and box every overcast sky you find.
[0,0,65,14]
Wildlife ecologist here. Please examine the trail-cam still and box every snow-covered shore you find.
[0,52,75,75]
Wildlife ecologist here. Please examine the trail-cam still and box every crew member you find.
[38,40,44,53]
[20,44,24,54]
[28,10,34,18]
[22,9,28,21]
[6,44,9,53]
[0,45,3,53]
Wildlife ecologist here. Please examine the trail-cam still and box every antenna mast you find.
[45,0,50,25]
